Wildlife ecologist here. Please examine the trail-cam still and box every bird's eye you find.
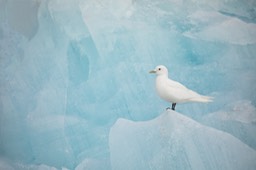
[158,68,161,71]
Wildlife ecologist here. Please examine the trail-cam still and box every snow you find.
[0,0,256,169]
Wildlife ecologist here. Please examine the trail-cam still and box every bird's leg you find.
[172,103,176,110]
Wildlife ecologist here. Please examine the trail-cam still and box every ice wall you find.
[1,0,256,169]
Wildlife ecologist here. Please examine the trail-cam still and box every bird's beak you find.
[149,70,156,74]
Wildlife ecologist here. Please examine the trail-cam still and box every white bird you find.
[149,65,213,110]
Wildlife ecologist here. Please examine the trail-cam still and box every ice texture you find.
[109,111,256,170]
[1,0,256,169]
[201,100,256,150]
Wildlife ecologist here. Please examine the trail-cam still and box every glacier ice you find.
[0,158,57,170]
[1,0,256,169]
[201,100,256,150]
[109,111,256,170]
[183,10,256,45]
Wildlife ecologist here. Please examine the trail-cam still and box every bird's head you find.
[149,65,168,76]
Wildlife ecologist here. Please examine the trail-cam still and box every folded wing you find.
[166,79,213,103]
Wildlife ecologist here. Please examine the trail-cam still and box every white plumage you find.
[150,65,213,110]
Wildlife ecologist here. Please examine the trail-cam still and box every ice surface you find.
[109,111,256,170]
[184,10,256,45]
[0,157,57,170]
[201,100,256,150]
[1,0,256,169]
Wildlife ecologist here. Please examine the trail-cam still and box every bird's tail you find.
[189,95,214,103]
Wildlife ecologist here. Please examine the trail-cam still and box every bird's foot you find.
[166,107,171,110]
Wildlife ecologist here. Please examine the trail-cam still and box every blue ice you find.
[0,0,256,169]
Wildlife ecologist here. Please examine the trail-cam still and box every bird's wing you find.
[166,79,188,90]
[166,78,202,98]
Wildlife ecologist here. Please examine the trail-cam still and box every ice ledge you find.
[109,110,256,170]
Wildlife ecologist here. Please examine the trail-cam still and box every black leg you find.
[172,103,176,110]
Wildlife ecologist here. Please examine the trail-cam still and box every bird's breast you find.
[155,77,177,102]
